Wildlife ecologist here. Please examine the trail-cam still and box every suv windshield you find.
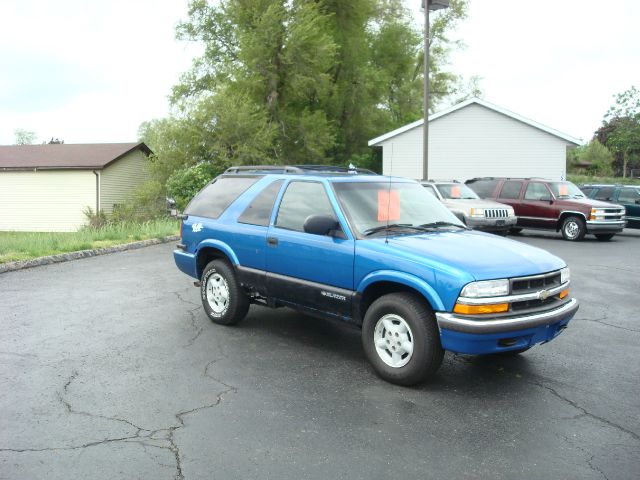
[434,183,479,200]
[549,182,585,199]
[333,181,464,237]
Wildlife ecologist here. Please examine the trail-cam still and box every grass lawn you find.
[568,174,640,186]
[0,218,179,264]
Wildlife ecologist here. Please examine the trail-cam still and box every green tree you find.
[597,86,640,178]
[13,129,37,145]
[571,139,615,177]
[140,0,473,205]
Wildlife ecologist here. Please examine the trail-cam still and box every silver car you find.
[422,181,517,234]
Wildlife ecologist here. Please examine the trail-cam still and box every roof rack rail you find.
[223,165,377,175]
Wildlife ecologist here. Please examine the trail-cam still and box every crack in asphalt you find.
[173,290,200,308]
[587,264,640,274]
[558,434,609,480]
[579,316,640,334]
[530,380,640,443]
[0,351,38,359]
[183,307,205,348]
[1,362,238,480]
[173,290,205,348]
[450,355,640,444]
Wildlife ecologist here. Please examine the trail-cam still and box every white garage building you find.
[0,143,151,232]
[368,98,581,181]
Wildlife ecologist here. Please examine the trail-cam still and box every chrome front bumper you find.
[436,298,579,334]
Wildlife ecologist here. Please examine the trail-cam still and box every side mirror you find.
[303,214,341,237]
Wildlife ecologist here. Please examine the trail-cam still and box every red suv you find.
[465,178,626,241]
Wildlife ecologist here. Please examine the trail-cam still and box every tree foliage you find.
[13,129,37,145]
[596,86,640,177]
[140,0,474,204]
[568,140,614,177]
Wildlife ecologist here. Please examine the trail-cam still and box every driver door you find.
[265,180,355,319]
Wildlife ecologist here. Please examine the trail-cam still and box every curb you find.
[0,235,180,275]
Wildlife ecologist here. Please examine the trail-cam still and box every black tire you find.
[595,233,615,241]
[494,230,508,237]
[200,260,249,325]
[361,292,444,386]
[509,227,523,234]
[560,215,586,241]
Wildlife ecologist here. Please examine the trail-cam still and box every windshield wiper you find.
[418,221,469,230]
[363,224,425,236]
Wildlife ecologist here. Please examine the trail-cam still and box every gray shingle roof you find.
[0,142,152,170]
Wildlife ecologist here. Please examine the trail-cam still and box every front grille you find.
[484,209,509,218]
[511,271,561,294]
[511,296,562,311]
[598,208,625,221]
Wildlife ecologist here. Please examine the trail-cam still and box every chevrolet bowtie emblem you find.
[538,289,550,300]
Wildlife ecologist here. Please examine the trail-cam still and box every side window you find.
[499,181,524,200]
[237,180,283,226]
[524,182,551,201]
[595,187,615,201]
[467,179,498,198]
[618,188,640,203]
[580,187,594,197]
[185,177,259,218]
[275,182,336,233]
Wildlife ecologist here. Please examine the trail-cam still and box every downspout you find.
[92,170,101,213]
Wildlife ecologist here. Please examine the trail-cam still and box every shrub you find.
[83,207,108,229]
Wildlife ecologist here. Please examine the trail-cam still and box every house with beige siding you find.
[0,143,152,232]
[368,98,581,181]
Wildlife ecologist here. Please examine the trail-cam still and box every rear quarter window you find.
[467,179,499,198]
[185,176,259,219]
[499,181,524,200]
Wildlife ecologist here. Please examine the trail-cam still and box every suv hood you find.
[559,197,621,208]
[364,230,565,281]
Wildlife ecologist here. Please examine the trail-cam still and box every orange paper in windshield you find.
[451,185,461,198]
[378,190,400,221]
[559,185,569,196]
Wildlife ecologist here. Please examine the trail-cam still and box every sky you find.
[1,0,638,146]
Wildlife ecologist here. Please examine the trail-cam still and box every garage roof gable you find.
[368,98,582,147]
[0,142,152,170]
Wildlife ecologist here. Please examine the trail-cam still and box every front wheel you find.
[362,293,444,386]
[595,233,615,241]
[561,216,586,241]
[509,227,523,234]
[200,260,249,325]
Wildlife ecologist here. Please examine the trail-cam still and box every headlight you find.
[460,279,509,298]
[507,208,515,217]
[560,267,570,284]
[590,208,605,220]
[470,208,485,218]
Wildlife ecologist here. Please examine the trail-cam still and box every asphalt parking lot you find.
[1,229,639,479]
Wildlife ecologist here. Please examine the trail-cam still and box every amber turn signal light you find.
[453,303,509,315]
[559,289,569,299]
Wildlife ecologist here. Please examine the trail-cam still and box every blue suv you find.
[174,165,579,385]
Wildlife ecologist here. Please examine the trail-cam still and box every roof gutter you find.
[93,170,101,213]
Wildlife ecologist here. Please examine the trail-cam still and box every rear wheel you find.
[561,216,586,241]
[362,293,444,386]
[200,260,249,325]
[595,233,615,241]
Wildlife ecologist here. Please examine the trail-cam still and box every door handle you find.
[267,236,278,247]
